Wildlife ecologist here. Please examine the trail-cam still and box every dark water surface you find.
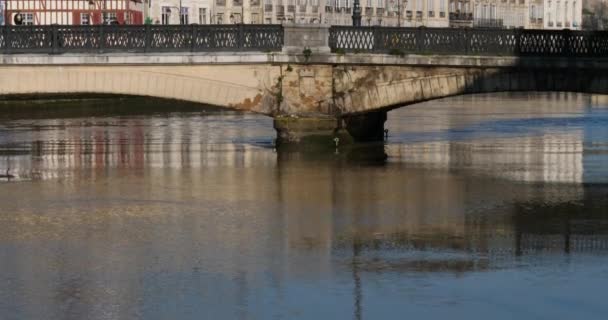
[0,93,608,320]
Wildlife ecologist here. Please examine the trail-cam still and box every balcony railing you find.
[449,12,473,21]
[473,18,504,28]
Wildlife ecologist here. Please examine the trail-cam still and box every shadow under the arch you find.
[0,94,243,120]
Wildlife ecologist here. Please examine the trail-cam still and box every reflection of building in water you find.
[387,132,584,184]
[386,93,594,184]
[0,114,276,181]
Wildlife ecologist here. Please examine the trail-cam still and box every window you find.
[161,7,171,24]
[0,2,4,26]
[103,12,117,24]
[573,1,577,26]
[251,13,260,23]
[199,8,207,24]
[81,13,90,25]
[377,0,383,7]
[216,14,223,24]
[180,7,189,24]
[23,13,34,25]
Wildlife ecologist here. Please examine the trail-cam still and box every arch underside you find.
[0,64,606,117]
[335,67,608,115]
[0,65,280,115]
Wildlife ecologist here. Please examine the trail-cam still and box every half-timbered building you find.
[2,0,144,25]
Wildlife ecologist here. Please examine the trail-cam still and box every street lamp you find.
[352,0,361,26]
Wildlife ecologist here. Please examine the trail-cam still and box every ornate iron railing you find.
[329,26,608,57]
[0,24,284,54]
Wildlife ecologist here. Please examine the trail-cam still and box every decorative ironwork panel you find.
[4,26,53,53]
[0,29,5,51]
[588,32,608,57]
[55,26,102,52]
[241,25,283,51]
[417,28,465,53]
[192,25,239,51]
[149,25,192,52]
[329,26,608,57]
[467,29,518,55]
[102,25,147,52]
[519,30,567,56]
[374,28,417,53]
[329,26,375,52]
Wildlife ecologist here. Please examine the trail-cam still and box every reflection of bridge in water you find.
[0,94,607,267]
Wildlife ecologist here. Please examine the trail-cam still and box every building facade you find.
[0,0,579,28]
[202,0,450,26]
[543,0,582,29]
[148,0,212,24]
[0,1,5,25]
[448,0,581,29]
[2,0,144,25]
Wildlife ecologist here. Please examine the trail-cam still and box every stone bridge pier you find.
[272,25,608,145]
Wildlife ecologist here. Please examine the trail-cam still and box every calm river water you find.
[0,93,608,320]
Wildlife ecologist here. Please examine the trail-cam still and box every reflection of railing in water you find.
[331,230,608,273]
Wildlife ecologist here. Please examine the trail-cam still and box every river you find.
[0,92,607,319]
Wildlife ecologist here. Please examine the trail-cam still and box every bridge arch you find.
[0,65,281,115]
[333,66,608,115]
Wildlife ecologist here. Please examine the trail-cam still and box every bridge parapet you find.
[329,26,608,57]
[2,24,608,58]
[0,24,284,54]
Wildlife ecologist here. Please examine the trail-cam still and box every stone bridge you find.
[1,24,608,143]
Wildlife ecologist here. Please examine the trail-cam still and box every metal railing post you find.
[372,26,380,53]
[463,28,469,55]
[99,25,105,53]
[51,24,59,54]
[416,27,424,53]
[2,27,9,54]
[144,24,151,53]
[237,24,244,50]
[190,24,196,52]
[514,28,522,56]
[562,29,572,57]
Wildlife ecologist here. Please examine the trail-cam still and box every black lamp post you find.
[352,0,361,26]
